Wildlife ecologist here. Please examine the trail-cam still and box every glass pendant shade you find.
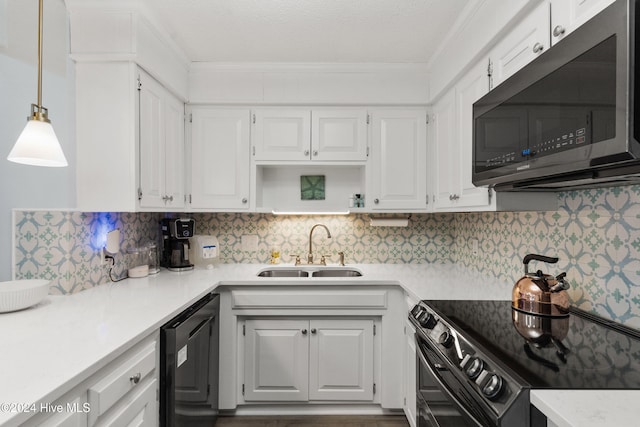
[8,112,68,167]
[7,0,68,168]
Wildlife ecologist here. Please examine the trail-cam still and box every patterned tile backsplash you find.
[11,185,640,328]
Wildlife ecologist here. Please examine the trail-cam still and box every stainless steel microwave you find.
[473,0,640,191]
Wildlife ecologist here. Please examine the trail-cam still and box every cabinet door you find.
[139,70,184,210]
[404,319,417,427]
[311,108,368,161]
[138,72,166,208]
[163,92,185,209]
[252,109,311,161]
[94,378,157,427]
[455,61,490,208]
[551,0,615,45]
[308,319,374,401]
[490,1,550,88]
[189,108,251,209]
[24,395,87,427]
[432,90,457,210]
[244,319,309,401]
[368,109,427,210]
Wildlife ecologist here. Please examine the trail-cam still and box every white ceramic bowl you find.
[0,280,50,313]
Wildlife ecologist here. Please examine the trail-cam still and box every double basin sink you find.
[257,266,363,278]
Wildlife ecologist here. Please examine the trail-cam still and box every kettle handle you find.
[523,254,558,265]
[523,254,559,274]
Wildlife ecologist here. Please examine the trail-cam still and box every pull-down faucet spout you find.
[308,224,331,264]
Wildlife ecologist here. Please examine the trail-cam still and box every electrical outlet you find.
[101,248,115,266]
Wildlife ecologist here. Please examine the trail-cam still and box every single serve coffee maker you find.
[160,218,195,271]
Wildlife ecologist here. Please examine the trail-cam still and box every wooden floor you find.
[216,415,410,427]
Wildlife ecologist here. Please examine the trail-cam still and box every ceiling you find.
[141,0,473,64]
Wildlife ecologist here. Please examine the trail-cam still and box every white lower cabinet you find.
[22,394,87,427]
[403,318,417,427]
[243,318,375,402]
[21,334,158,427]
[89,379,157,427]
[244,319,310,402]
[87,339,157,426]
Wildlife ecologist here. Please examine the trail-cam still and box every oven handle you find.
[416,341,485,427]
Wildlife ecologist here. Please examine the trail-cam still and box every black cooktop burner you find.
[425,300,640,389]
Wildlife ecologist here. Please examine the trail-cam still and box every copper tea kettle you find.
[512,254,570,317]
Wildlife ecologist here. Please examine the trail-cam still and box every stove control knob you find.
[439,330,454,348]
[410,305,423,318]
[465,357,485,380]
[481,374,504,400]
[419,312,437,329]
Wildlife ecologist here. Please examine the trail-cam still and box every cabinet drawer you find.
[232,289,387,309]
[93,378,157,427]
[87,341,156,426]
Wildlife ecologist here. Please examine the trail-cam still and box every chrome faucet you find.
[308,224,331,264]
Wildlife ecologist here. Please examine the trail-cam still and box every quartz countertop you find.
[0,263,634,426]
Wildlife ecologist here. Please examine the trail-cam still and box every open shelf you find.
[254,164,366,213]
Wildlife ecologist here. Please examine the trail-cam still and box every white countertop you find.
[0,263,635,426]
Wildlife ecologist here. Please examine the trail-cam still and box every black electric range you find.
[409,300,640,426]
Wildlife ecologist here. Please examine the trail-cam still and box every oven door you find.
[416,337,495,427]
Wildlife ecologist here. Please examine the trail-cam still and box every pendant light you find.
[7,0,68,167]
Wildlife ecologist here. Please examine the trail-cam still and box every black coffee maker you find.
[160,218,195,271]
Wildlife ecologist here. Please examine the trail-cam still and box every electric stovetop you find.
[425,300,640,389]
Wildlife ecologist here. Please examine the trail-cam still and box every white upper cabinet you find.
[138,69,185,210]
[252,109,311,161]
[252,108,368,162]
[489,1,550,88]
[368,109,427,210]
[432,90,458,210]
[432,70,490,211]
[311,109,368,161]
[550,0,616,45]
[188,107,251,210]
[76,63,185,212]
[431,61,557,212]
[455,62,492,208]
[69,2,189,212]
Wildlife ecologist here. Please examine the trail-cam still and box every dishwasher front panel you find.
[161,293,220,427]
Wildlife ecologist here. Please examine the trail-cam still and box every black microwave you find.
[473,0,640,191]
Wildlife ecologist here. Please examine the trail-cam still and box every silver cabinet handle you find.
[162,195,174,203]
[129,373,141,384]
[311,328,317,334]
[374,198,379,204]
[301,329,308,335]
[533,42,544,53]
[449,194,460,201]
[304,150,310,156]
[552,25,565,37]
[242,198,248,204]
[312,150,318,156]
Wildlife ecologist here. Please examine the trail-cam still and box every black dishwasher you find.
[160,292,219,427]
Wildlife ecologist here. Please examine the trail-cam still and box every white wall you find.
[0,0,75,281]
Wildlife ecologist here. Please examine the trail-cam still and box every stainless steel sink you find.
[256,269,310,277]
[256,267,362,278]
[310,269,362,277]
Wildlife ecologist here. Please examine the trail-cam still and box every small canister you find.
[146,242,159,275]
[127,246,149,278]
